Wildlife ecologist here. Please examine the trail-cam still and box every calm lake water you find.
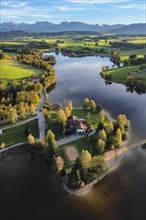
[0,53,145,220]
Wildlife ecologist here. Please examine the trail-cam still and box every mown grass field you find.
[121,48,146,60]
[108,65,146,84]
[0,59,41,81]
[0,119,39,147]
[72,109,109,128]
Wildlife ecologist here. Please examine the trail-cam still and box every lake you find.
[0,53,145,220]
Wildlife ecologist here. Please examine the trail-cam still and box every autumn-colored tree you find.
[99,110,105,123]
[116,128,122,145]
[57,109,67,128]
[68,100,73,112]
[20,106,27,119]
[105,122,114,134]
[46,130,57,153]
[0,143,5,149]
[83,98,90,109]
[117,114,130,127]
[28,134,35,145]
[98,129,107,142]
[80,150,92,168]
[9,108,18,123]
[65,107,71,118]
[90,100,96,112]
[42,108,48,116]
[55,156,64,172]
[97,139,105,153]
[30,103,36,116]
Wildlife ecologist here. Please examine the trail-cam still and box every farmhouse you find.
[49,104,60,110]
[27,75,40,83]
[67,115,87,134]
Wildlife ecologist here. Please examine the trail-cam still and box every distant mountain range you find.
[0,21,145,35]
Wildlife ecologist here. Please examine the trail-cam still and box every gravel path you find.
[1,116,37,131]
[57,129,96,146]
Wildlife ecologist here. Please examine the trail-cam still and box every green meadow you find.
[0,59,41,81]
[108,66,146,84]
[0,119,39,147]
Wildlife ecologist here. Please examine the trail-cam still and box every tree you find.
[116,128,122,145]
[42,108,48,117]
[98,129,107,142]
[46,130,57,153]
[119,124,125,134]
[122,131,129,140]
[108,136,119,149]
[28,134,35,145]
[57,109,67,128]
[46,112,52,124]
[97,122,105,131]
[68,100,73,112]
[105,122,114,134]
[55,156,64,172]
[99,110,105,123]
[30,103,36,116]
[9,108,18,123]
[90,100,96,112]
[25,123,33,136]
[65,107,71,118]
[83,98,90,109]
[74,157,83,171]
[20,106,27,119]
[117,114,129,127]
[97,139,105,153]
[80,150,92,168]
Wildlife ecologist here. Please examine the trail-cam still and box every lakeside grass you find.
[0,119,39,147]
[108,66,146,84]
[72,109,109,128]
[0,119,39,148]
[0,59,41,81]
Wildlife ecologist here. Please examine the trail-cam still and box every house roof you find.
[67,115,78,121]
[50,104,60,109]
[77,121,87,130]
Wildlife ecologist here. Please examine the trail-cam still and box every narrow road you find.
[1,116,37,131]
[36,89,46,140]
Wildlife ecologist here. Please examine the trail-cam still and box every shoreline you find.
[63,110,131,197]
[63,145,129,197]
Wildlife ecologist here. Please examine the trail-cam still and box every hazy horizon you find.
[1,0,145,25]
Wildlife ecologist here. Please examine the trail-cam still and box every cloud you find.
[115,3,145,10]
[58,6,70,11]
[1,5,53,20]
[1,1,28,8]
[64,0,128,3]
[58,6,86,11]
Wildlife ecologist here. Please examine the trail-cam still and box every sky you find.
[1,0,145,24]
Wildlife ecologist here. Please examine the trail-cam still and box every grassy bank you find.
[0,119,39,147]
[108,66,146,84]
[0,59,41,81]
